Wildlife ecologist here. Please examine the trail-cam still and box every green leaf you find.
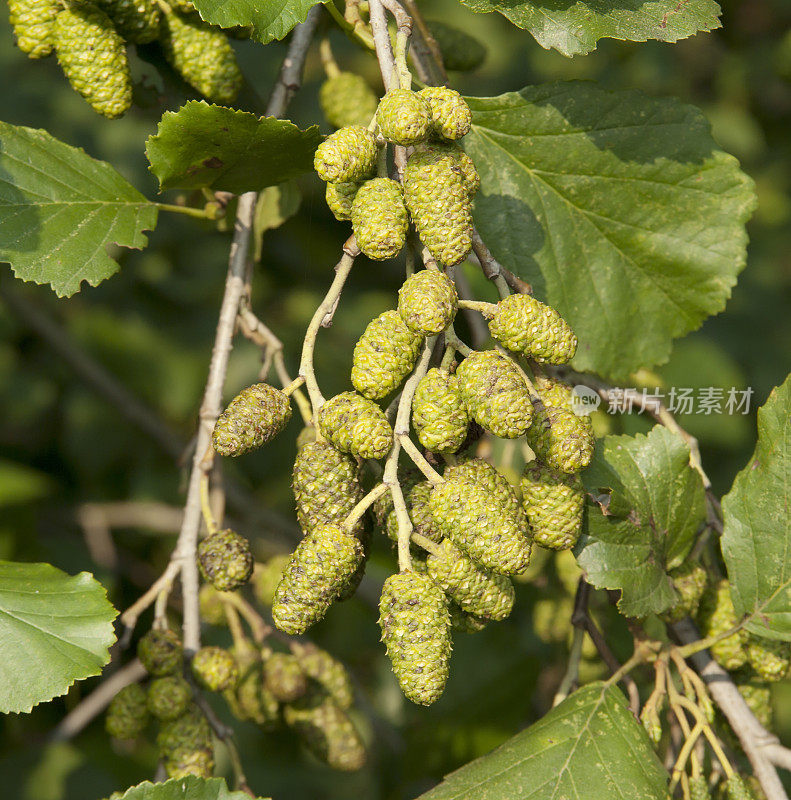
[118,776,268,800]
[465,83,756,381]
[146,102,322,194]
[722,374,791,640]
[0,123,157,297]
[0,561,117,713]
[416,682,670,800]
[456,0,721,57]
[576,425,706,617]
[253,181,301,262]
[190,0,322,44]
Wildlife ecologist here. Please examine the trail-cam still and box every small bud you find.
[197,529,254,592]
[106,683,148,739]
[138,628,183,677]
[192,646,238,692]
[147,676,192,721]
[264,652,308,702]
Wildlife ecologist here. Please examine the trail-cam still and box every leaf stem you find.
[675,621,744,659]
[155,202,216,220]
[342,483,389,532]
[553,626,584,706]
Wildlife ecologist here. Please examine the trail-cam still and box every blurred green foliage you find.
[1,0,790,796]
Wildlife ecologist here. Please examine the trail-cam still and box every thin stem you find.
[391,482,413,571]
[673,694,735,779]
[675,622,745,659]
[369,0,397,91]
[319,37,341,78]
[399,434,444,485]
[199,472,219,535]
[325,0,375,49]
[156,202,216,220]
[222,600,249,651]
[342,483,389,532]
[457,299,496,315]
[222,592,271,645]
[553,626,584,706]
[410,531,442,556]
[282,375,306,397]
[669,721,706,794]
[444,326,472,357]
[119,560,181,643]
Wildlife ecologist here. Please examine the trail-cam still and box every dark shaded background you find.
[1,0,791,796]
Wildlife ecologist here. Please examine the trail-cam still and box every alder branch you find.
[369,0,397,92]
[672,618,791,800]
[50,659,147,742]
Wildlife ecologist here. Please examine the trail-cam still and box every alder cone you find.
[226,645,279,728]
[138,628,183,676]
[403,146,472,266]
[456,350,533,439]
[697,579,748,671]
[661,561,707,623]
[147,676,192,721]
[398,268,458,336]
[520,461,584,551]
[314,125,378,183]
[264,652,308,702]
[378,571,451,705]
[106,683,148,740]
[527,405,594,474]
[96,0,159,43]
[157,707,214,779]
[429,478,532,575]
[272,524,365,635]
[417,86,472,140]
[746,635,791,682]
[9,0,57,58]
[159,8,242,104]
[252,554,292,606]
[351,179,409,261]
[375,88,432,145]
[351,310,423,400]
[54,4,132,119]
[325,181,359,221]
[292,642,354,710]
[489,294,577,365]
[411,368,469,454]
[284,691,366,771]
[319,71,378,128]
[448,602,487,633]
[427,539,514,621]
[381,478,442,544]
[212,382,292,456]
[737,679,772,729]
[292,441,364,536]
[318,391,393,460]
[443,457,521,520]
[192,646,238,692]
[197,528,253,591]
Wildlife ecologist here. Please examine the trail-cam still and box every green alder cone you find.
[292,441,365,536]
[737,679,772,729]
[54,4,132,119]
[403,146,473,266]
[159,7,242,104]
[318,391,394,459]
[314,125,378,183]
[138,628,183,676]
[425,20,487,72]
[325,181,359,221]
[662,561,708,623]
[198,583,226,625]
[351,178,409,261]
[724,775,753,800]
[697,579,748,671]
[432,142,480,196]
[319,71,378,129]
[106,683,149,740]
[293,642,354,710]
[488,294,578,365]
[417,86,472,140]
[375,88,432,145]
[272,523,365,635]
[443,457,521,520]
[689,775,712,800]
[212,382,292,456]
[284,691,366,771]
[527,405,594,474]
[225,645,280,728]
[534,376,595,441]
[335,528,370,601]
[429,478,532,575]
[411,368,469,454]
[264,652,308,702]
[147,676,192,721]
[9,0,57,58]
[746,635,791,682]
[427,539,515,621]
[157,707,214,780]
[296,424,317,448]
[191,646,238,692]
[398,268,458,335]
[379,571,451,705]
[96,0,158,42]
[351,310,423,400]
[252,554,292,606]
[197,528,253,591]
[448,601,487,633]
[520,461,584,551]
[456,350,533,439]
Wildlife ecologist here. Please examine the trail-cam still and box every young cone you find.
[520,461,584,551]
[697,579,748,671]
[314,125,378,183]
[138,628,183,676]
[9,0,57,58]
[197,529,253,591]
[318,391,393,460]
[398,269,458,336]
[417,87,472,140]
[411,368,469,454]
[319,71,378,128]
[351,179,409,261]
[106,684,149,740]
[375,88,431,145]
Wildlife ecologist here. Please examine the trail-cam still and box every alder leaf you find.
[0,122,157,297]
[416,682,670,800]
[576,425,706,617]
[456,0,721,57]
[0,561,117,714]
[190,0,322,44]
[146,102,322,194]
[465,82,756,381]
[118,776,268,799]
[722,374,791,640]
